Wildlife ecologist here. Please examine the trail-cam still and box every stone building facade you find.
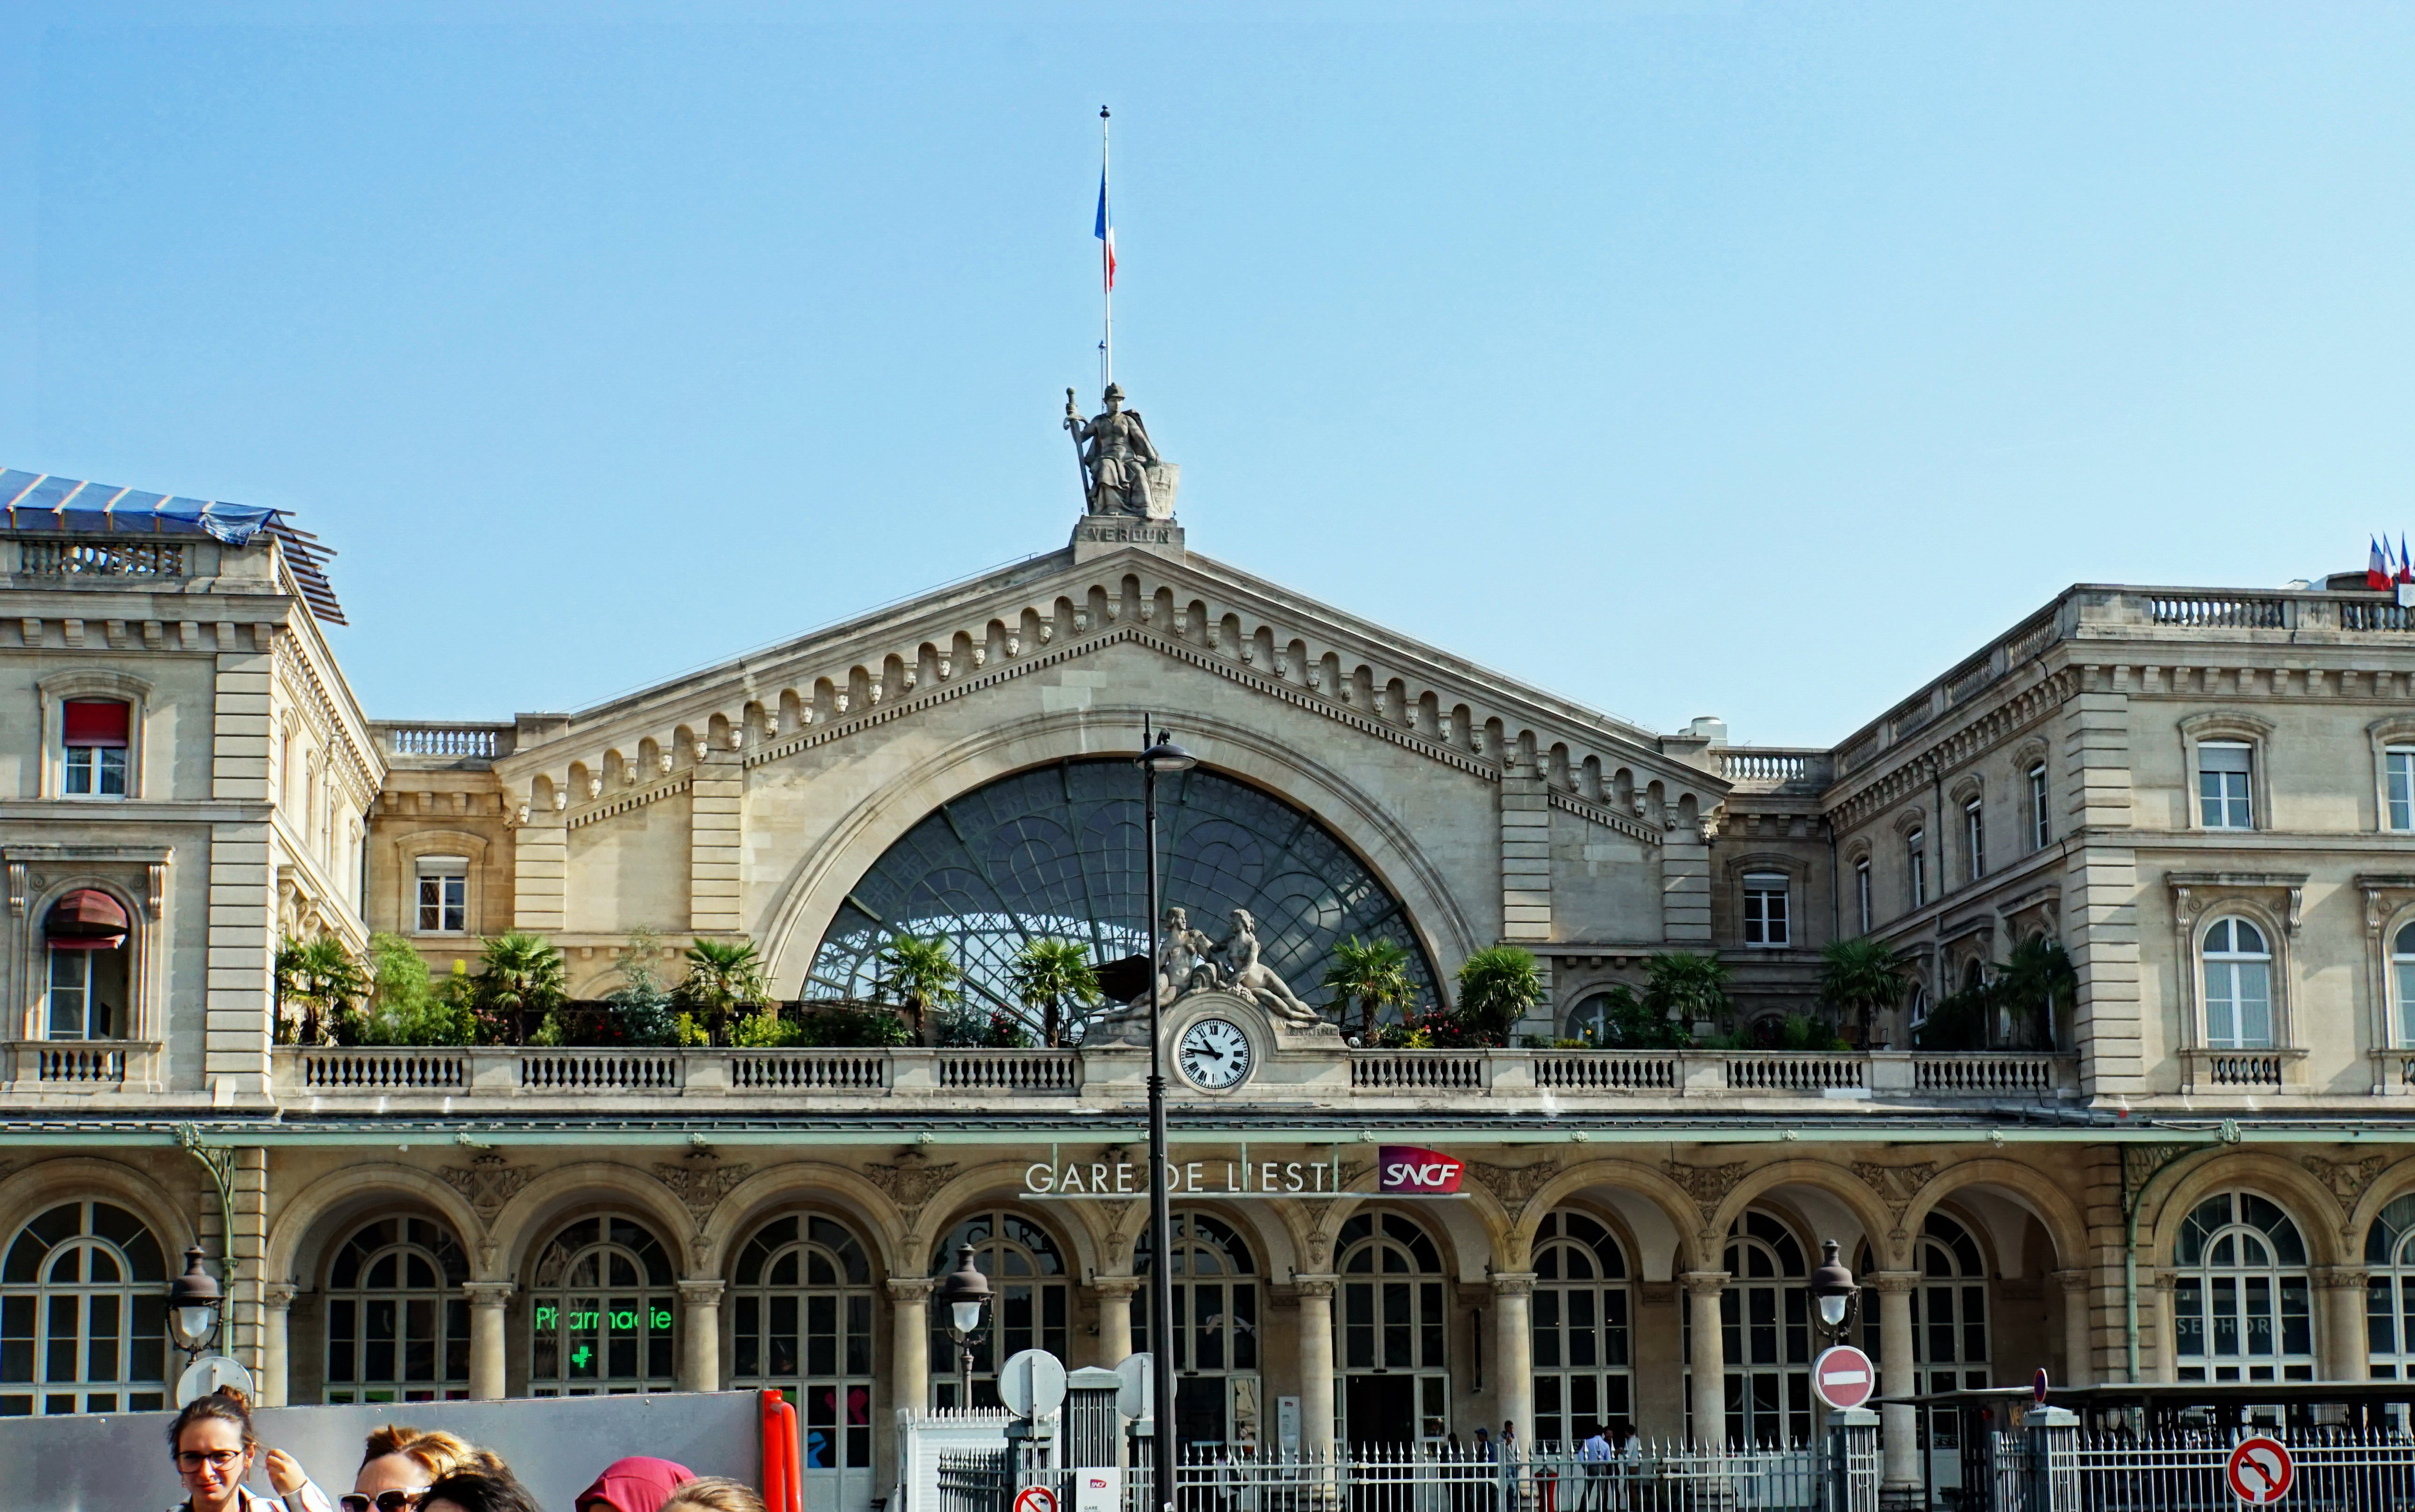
[6,449,2415,1509]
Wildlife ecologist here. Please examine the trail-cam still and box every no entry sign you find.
[1015,1488,1059,1512]
[1811,1344,1875,1410]
[2227,1437,2292,1504]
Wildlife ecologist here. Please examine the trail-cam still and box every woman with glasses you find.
[345,1427,508,1512]
[165,1388,328,1512]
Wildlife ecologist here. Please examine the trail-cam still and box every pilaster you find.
[1500,775,1551,942]
[512,817,566,933]
[690,750,745,935]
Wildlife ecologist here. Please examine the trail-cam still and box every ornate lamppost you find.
[167,1246,223,1365]
[1139,720,1195,1512]
[939,1242,994,1407]
[1809,1239,1862,1344]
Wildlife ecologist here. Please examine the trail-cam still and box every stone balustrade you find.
[257,1044,2083,1111]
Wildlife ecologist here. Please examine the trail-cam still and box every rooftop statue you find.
[1065,384,1179,520]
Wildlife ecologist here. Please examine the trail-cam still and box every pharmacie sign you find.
[1021,1145,1465,1200]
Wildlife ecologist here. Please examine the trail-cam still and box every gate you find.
[2067,1429,2415,1510]
[937,1451,1012,1512]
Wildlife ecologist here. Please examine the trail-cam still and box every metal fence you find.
[2067,1428,2415,1511]
[937,1451,1013,1512]
[1103,1440,1860,1512]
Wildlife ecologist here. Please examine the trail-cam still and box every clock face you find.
[1178,1018,1254,1090]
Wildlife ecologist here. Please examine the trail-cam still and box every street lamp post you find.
[166,1246,223,1365]
[939,1242,994,1409]
[1808,1239,1862,1344]
[1138,720,1195,1512]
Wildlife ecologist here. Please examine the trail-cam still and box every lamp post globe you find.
[166,1246,222,1360]
[1809,1238,1860,1340]
[938,1242,993,1405]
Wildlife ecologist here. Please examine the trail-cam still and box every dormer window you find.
[62,700,129,797]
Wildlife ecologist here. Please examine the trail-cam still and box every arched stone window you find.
[1136,1211,1262,1451]
[1530,1210,1631,1450]
[730,1215,874,1479]
[2392,924,2415,1049]
[928,1210,1068,1409]
[2201,918,2275,1049]
[2364,1194,2415,1380]
[1690,1211,1810,1448]
[1337,1211,1450,1446]
[1860,1212,1992,1480]
[43,890,131,1041]
[2171,1193,2313,1382]
[322,1216,470,1403]
[0,1200,170,1415]
[527,1216,677,1395]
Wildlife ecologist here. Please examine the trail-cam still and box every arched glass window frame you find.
[525,1214,678,1396]
[1529,1208,1633,1451]
[1335,1210,1451,1444]
[321,1214,471,1404]
[1688,1210,1812,1450]
[1134,1210,1263,1451]
[804,759,1440,1026]
[2199,915,2277,1051]
[0,1198,171,1416]
[2169,1191,2314,1383]
[2391,918,2415,1050]
[729,1212,877,1474]
[928,1209,1070,1410]
[2364,1192,2415,1381]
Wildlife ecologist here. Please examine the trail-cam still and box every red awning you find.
[45,889,129,950]
[63,700,130,748]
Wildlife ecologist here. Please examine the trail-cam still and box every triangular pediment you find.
[497,540,1726,839]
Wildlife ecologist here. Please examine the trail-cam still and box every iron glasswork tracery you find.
[804,758,1436,1022]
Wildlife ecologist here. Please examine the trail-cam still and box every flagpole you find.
[1101,104,1113,390]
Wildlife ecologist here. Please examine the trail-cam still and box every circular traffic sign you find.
[996,1349,1067,1418]
[2227,1437,2292,1504]
[2033,1367,2050,1406]
[1014,1488,1058,1512]
[175,1354,256,1408]
[1812,1345,1875,1411]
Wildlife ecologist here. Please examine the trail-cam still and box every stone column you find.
[678,1280,725,1392]
[260,1283,296,1407]
[1681,1272,1729,1449]
[2315,1266,2372,1381]
[463,1283,514,1400]
[889,1279,933,1415]
[2052,1269,2092,1387]
[1870,1272,1921,1501]
[1296,1276,1337,1460]
[1492,1274,1536,1449]
[2150,1272,2178,1382]
[1093,1275,1139,1368]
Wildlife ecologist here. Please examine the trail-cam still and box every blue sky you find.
[3,4,2412,744]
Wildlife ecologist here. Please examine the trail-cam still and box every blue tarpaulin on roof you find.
[0,468,344,621]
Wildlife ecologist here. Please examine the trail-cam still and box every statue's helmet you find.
[1103,383,1126,404]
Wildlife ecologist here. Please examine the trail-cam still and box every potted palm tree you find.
[470,932,568,1045]
[1453,945,1543,1045]
[678,938,774,1045]
[1817,936,1907,1049]
[274,934,369,1046]
[1008,939,1102,1047]
[874,933,962,1043]
[1323,936,1414,1039]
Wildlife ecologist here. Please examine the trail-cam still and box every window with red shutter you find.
[62,699,131,796]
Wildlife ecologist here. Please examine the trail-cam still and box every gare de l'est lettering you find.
[9,380,2415,1509]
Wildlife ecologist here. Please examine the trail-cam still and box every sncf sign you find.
[1379,1146,1464,1195]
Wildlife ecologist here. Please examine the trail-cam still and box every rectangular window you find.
[2391,750,2415,832]
[2199,743,2254,829]
[1742,873,1790,948]
[61,700,130,798]
[1964,798,1986,881]
[2205,960,2273,1049]
[1907,830,1927,909]
[1855,859,1872,934]
[45,947,124,1040]
[2029,763,2051,849]
[416,857,469,934]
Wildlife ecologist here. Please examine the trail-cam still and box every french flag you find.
[2372,536,2391,591]
[2398,535,2413,586]
[1095,171,1115,292]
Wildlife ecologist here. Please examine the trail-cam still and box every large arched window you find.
[805,759,1439,1023]
[2366,1195,2415,1381]
[0,1200,169,1415]
[2392,926,2415,1049]
[1337,1212,1449,1447]
[731,1215,875,1483]
[2201,919,2274,1049]
[43,890,131,1041]
[1691,1211,1811,1449]
[1531,1210,1630,1450]
[1136,1212,1262,1451]
[2172,1193,2313,1382]
[1860,1213,1992,1489]
[928,1211,1068,1410]
[323,1216,470,1403]
[527,1216,677,1395]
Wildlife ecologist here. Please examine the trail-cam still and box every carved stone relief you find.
[440,1152,532,1223]
[1662,1160,1748,1235]
[1464,1160,1561,1211]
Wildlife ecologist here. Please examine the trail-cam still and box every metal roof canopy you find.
[1874,1381,2415,1409]
[0,468,345,624]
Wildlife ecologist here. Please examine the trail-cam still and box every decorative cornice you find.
[569,772,694,831]
[1829,670,2078,832]
[1548,791,1663,847]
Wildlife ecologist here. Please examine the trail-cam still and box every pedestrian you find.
[1473,1427,1497,1512]
[657,1481,766,1512]
[577,1457,698,1512]
[1577,1424,1612,1511]
[417,1473,543,1512]
[164,1386,328,1512]
[348,1427,507,1512]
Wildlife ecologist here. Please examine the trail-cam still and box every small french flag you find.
[2372,536,2391,591]
[1095,170,1115,293]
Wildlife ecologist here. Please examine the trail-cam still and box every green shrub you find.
[795,1003,913,1049]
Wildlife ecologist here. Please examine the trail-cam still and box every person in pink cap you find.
[575,1458,697,1512]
